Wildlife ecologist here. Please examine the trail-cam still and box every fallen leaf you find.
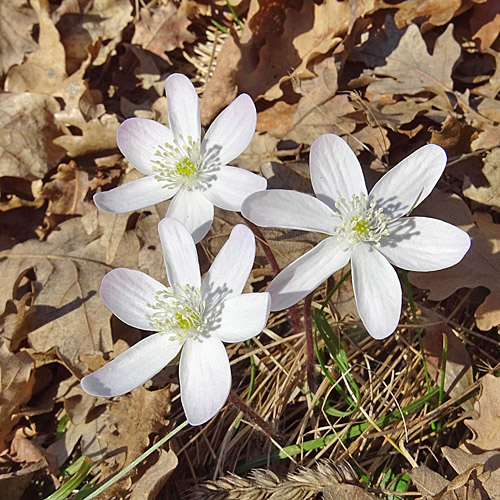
[470,121,500,151]
[129,449,178,500]
[443,446,500,499]
[54,0,133,70]
[0,343,35,452]
[42,161,99,216]
[393,0,463,29]
[423,314,474,411]
[409,464,449,496]
[463,148,500,209]
[0,93,65,179]
[10,436,46,465]
[465,374,500,452]
[233,131,281,175]
[408,191,500,331]
[256,57,357,144]
[5,0,66,95]
[0,204,165,373]
[207,206,322,277]
[85,386,172,500]
[367,23,461,101]
[0,0,37,76]
[470,0,500,50]
[53,112,120,158]
[443,446,500,475]
[0,459,48,500]
[132,3,195,59]
[0,290,33,352]
[474,49,500,100]
[201,0,361,121]
[323,484,379,500]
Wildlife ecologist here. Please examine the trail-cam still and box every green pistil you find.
[352,218,369,236]
[175,157,196,177]
[175,311,199,330]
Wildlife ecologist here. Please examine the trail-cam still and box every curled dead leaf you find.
[0,343,35,452]
[0,93,64,179]
[132,3,196,60]
[465,374,500,452]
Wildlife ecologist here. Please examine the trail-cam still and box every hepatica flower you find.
[242,134,470,339]
[81,219,271,425]
[94,73,267,243]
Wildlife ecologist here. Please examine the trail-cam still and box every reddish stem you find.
[303,293,317,392]
[228,390,276,439]
[240,215,302,335]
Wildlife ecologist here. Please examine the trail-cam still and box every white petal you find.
[203,166,267,211]
[369,144,447,220]
[180,336,231,426]
[351,245,402,340]
[212,293,271,343]
[202,94,256,167]
[166,189,214,243]
[81,333,182,397]
[267,237,351,311]
[310,134,367,209]
[165,74,200,142]
[241,190,336,233]
[117,118,173,175]
[202,224,255,299]
[378,217,471,272]
[158,218,201,288]
[94,176,177,213]
[100,268,167,330]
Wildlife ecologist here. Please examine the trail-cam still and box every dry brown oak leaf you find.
[423,314,474,411]
[131,2,195,60]
[201,0,372,121]
[463,148,500,210]
[465,374,500,452]
[0,207,165,375]
[0,0,37,76]
[0,343,35,452]
[0,93,64,179]
[409,191,500,332]
[366,23,461,102]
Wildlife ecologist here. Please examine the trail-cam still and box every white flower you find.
[94,73,267,243]
[241,134,470,340]
[81,219,271,426]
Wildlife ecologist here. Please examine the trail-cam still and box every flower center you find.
[151,134,218,190]
[333,192,391,246]
[146,284,206,343]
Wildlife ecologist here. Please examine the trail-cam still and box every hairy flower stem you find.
[303,293,317,392]
[228,390,278,441]
[240,214,302,335]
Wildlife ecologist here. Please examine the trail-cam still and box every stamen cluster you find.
[151,135,205,189]
[333,192,391,246]
[147,284,207,343]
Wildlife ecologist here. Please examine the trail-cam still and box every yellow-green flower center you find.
[147,284,206,343]
[352,218,369,236]
[175,157,197,178]
[151,134,204,189]
[333,192,391,246]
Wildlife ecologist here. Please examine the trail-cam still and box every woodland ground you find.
[1,0,500,499]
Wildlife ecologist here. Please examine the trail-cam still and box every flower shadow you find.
[379,217,419,249]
